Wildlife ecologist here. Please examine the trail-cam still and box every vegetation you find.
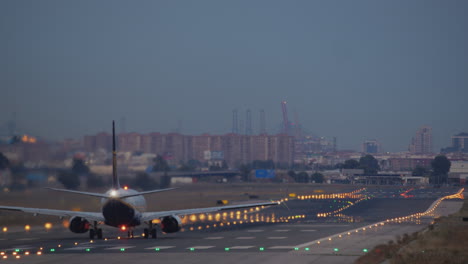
[343,159,360,169]
[133,172,159,190]
[152,155,171,188]
[430,155,451,184]
[294,171,309,183]
[57,171,80,190]
[356,196,468,264]
[311,172,324,183]
[239,164,251,182]
[152,155,170,172]
[359,155,380,175]
[71,158,90,175]
[0,152,10,170]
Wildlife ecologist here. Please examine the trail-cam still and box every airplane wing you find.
[0,205,105,222]
[45,188,110,199]
[141,201,279,222]
[45,187,177,199]
[119,188,177,199]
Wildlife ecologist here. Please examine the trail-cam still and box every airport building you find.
[448,160,468,185]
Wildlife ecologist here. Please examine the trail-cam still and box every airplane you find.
[0,121,279,239]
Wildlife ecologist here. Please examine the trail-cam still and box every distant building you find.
[362,140,381,154]
[387,158,433,171]
[442,132,468,153]
[83,132,294,166]
[409,126,432,154]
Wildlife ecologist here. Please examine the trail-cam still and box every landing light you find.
[110,190,118,197]
[123,186,129,190]
[120,226,127,231]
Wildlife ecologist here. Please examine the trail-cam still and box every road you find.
[0,186,463,263]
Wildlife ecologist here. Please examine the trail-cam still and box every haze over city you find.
[1,0,467,152]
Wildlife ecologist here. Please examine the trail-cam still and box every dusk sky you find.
[1,0,467,152]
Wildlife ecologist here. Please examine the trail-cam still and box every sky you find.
[1,0,467,152]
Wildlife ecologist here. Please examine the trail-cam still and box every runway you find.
[0,187,463,263]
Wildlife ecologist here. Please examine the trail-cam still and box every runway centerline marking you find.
[144,246,175,250]
[274,229,290,232]
[267,237,287,239]
[15,238,38,241]
[230,246,255,249]
[269,246,295,249]
[65,246,93,251]
[236,237,255,239]
[2,246,35,251]
[105,246,135,250]
[204,237,224,240]
[247,229,264,232]
[187,246,214,250]
[301,229,317,232]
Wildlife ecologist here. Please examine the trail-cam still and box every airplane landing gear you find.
[143,222,157,239]
[89,221,103,239]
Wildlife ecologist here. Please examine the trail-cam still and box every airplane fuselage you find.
[101,188,146,228]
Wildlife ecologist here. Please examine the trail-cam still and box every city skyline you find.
[1,1,467,152]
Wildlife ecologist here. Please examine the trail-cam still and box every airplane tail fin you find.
[112,120,120,189]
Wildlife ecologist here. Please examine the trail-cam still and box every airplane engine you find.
[69,216,90,233]
[160,215,182,233]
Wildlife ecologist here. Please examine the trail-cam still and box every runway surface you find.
[0,186,463,263]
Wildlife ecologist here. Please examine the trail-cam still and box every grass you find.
[355,195,468,264]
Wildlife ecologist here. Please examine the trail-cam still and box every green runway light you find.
[334,248,339,252]
[225,248,230,251]
[259,247,265,251]
[50,249,55,252]
[294,248,299,251]
[120,248,125,252]
[190,248,195,251]
[155,248,160,251]
[363,248,368,253]
[305,248,310,251]
[14,249,19,252]
[85,248,90,252]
